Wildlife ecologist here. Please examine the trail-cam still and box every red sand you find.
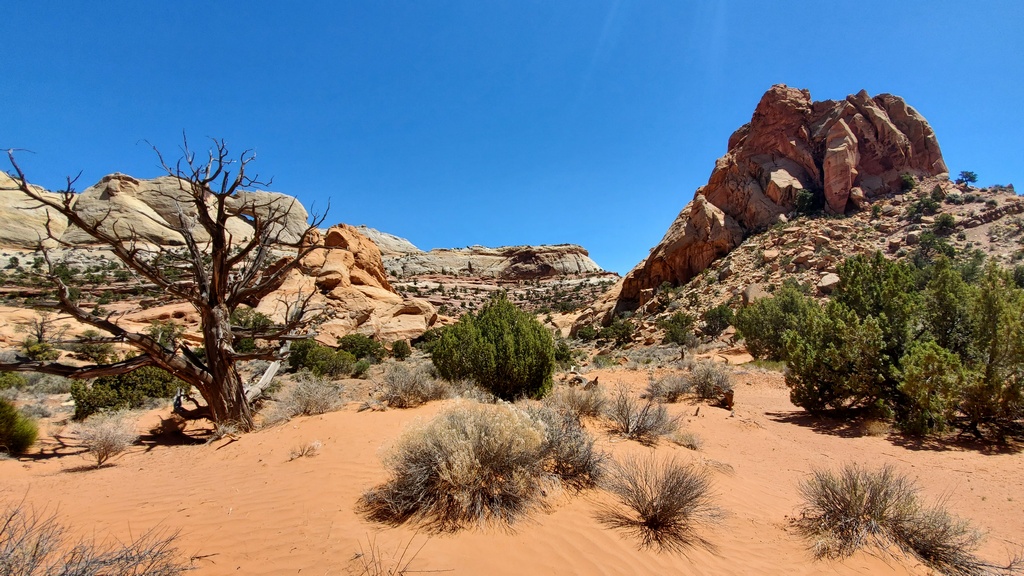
[3,367,1021,575]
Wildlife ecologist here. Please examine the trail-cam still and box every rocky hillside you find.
[354,225,603,280]
[578,85,955,326]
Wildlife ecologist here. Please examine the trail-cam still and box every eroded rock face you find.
[58,174,310,246]
[386,243,602,280]
[259,224,437,344]
[0,172,74,248]
[584,84,947,321]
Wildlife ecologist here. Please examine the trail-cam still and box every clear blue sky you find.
[3,1,1021,274]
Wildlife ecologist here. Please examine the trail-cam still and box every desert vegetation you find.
[0,500,189,575]
[797,464,1021,576]
[430,293,555,400]
[359,400,603,531]
[597,453,718,553]
[1,141,328,430]
[736,251,1024,440]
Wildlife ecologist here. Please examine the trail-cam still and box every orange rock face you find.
[600,84,948,318]
[260,224,436,344]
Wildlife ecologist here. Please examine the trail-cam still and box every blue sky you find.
[3,1,1022,274]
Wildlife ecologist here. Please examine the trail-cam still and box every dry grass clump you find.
[360,400,603,531]
[378,362,451,408]
[288,439,322,461]
[606,384,679,445]
[669,430,704,451]
[76,412,138,468]
[645,374,692,403]
[353,533,430,576]
[598,453,718,553]
[278,373,344,417]
[545,384,606,419]
[798,464,1020,575]
[522,403,606,490]
[0,501,189,575]
[690,361,732,400]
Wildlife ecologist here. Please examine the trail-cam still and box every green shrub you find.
[22,339,59,361]
[0,398,38,454]
[734,280,816,361]
[412,326,445,353]
[288,339,355,377]
[576,325,598,342]
[898,341,966,435]
[75,329,116,363]
[391,340,412,361]
[933,213,956,235]
[599,318,635,347]
[352,358,372,379]
[702,305,733,338]
[657,311,695,346]
[431,293,554,400]
[0,372,27,391]
[900,173,917,191]
[338,333,387,362]
[795,188,824,215]
[70,366,185,420]
[231,307,272,353]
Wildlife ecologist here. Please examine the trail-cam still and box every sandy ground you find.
[2,366,1022,575]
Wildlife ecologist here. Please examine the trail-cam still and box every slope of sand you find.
[2,367,1022,575]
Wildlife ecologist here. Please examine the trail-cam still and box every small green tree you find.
[734,280,816,361]
[784,302,887,412]
[599,318,635,347]
[657,312,695,346]
[898,341,966,435]
[391,340,412,361]
[702,304,733,338]
[431,293,554,400]
[955,171,978,185]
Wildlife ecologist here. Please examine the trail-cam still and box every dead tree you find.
[0,138,326,430]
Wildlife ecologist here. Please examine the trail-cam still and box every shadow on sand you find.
[766,410,1022,455]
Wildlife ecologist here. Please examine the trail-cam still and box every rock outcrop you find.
[60,173,310,246]
[352,226,604,280]
[0,172,311,249]
[388,244,602,279]
[592,85,948,320]
[259,224,437,344]
[0,172,75,248]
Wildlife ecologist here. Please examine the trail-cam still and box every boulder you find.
[817,273,840,294]
[261,224,436,344]
[742,283,770,305]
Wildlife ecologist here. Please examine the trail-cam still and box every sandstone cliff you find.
[0,172,311,248]
[352,226,603,280]
[258,224,437,344]
[585,85,948,323]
